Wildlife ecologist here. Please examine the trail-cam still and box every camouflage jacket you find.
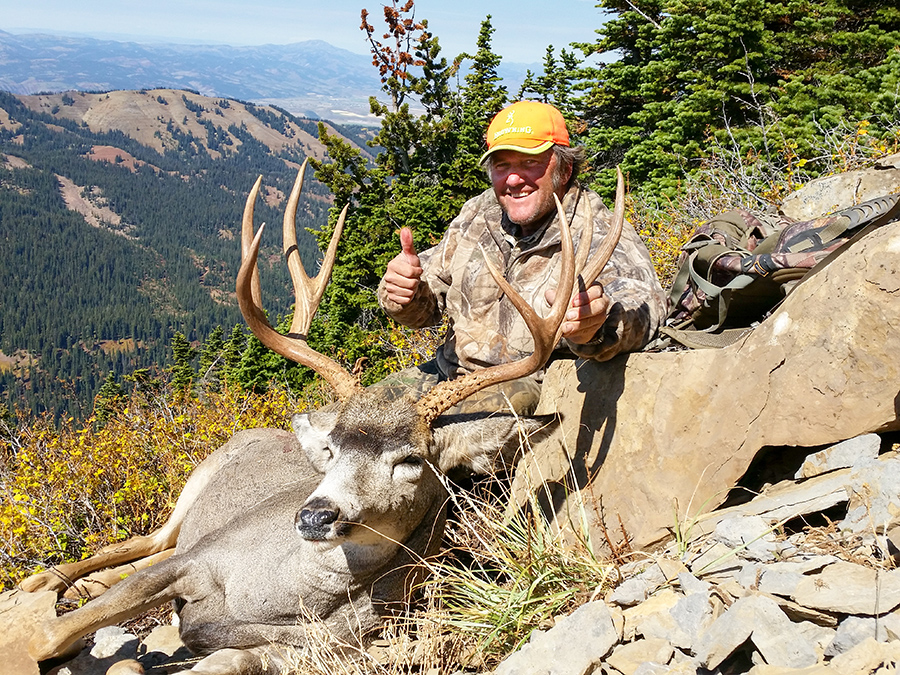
[377,184,666,380]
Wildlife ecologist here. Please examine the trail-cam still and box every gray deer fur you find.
[27,388,550,672]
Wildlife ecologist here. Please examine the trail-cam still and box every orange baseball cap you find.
[480,101,570,164]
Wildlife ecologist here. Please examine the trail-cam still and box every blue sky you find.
[2,0,607,65]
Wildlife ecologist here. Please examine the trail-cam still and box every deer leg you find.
[28,555,184,663]
[20,440,249,594]
[19,532,178,595]
[171,647,283,675]
[62,548,175,600]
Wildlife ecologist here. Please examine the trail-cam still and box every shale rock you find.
[495,433,900,675]
[521,222,900,554]
[494,601,619,675]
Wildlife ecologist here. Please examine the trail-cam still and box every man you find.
[377,101,666,414]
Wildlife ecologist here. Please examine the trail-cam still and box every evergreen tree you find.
[169,332,197,395]
[197,326,225,392]
[518,46,582,115]
[307,9,507,384]
[232,333,294,394]
[221,324,247,387]
[124,368,163,398]
[458,16,509,154]
[92,371,125,427]
[574,0,900,195]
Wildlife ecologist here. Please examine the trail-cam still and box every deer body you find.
[24,162,624,674]
[28,390,546,670]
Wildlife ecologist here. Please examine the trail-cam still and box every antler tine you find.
[416,193,578,425]
[572,190,593,288]
[241,176,265,309]
[237,174,362,402]
[283,158,349,336]
[577,166,626,290]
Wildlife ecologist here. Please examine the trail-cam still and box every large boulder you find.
[518,220,900,552]
[781,153,900,220]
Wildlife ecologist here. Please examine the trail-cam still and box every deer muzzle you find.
[295,497,348,541]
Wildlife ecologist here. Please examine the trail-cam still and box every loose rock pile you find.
[495,433,900,675]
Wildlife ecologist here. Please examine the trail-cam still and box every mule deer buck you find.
[23,160,625,674]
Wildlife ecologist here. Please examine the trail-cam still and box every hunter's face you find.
[489,148,568,235]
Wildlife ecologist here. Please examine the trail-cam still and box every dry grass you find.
[418,484,615,670]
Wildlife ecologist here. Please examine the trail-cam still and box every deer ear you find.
[431,413,558,475]
[292,410,339,472]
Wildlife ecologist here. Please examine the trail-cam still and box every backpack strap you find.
[783,193,900,296]
[658,324,753,349]
[683,247,756,332]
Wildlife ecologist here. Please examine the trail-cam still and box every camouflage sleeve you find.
[377,192,489,329]
[563,209,666,361]
[377,271,443,328]
[376,212,465,328]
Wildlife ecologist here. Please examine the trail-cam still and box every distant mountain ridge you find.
[0,87,364,420]
[0,29,535,123]
[0,30,381,121]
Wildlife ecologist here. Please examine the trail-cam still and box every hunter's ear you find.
[431,413,558,475]
[292,409,339,472]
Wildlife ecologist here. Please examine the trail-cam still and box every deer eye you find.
[392,454,423,481]
[392,454,423,477]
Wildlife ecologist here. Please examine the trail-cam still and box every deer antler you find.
[577,169,625,291]
[237,160,362,401]
[416,167,626,424]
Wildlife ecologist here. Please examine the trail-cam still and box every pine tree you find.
[221,324,247,387]
[574,0,900,195]
[197,326,225,392]
[169,332,197,395]
[458,16,508,154]
[518,46,581,115]
[306,8,507,384]
[124,368,162,398]
[92,372,125,427]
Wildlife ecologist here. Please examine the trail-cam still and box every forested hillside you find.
[0,89,373,421]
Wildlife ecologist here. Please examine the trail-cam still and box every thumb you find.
[399,227,418,262]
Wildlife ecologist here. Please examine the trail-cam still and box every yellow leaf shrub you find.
[0,385,304,589]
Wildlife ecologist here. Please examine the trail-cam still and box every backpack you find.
[659,192,900,349]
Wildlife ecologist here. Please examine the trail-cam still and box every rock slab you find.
[494,600,618,675]
[522,222,900,554]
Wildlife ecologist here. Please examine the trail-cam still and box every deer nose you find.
[296,497,340,540]
[300,507,338,528]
